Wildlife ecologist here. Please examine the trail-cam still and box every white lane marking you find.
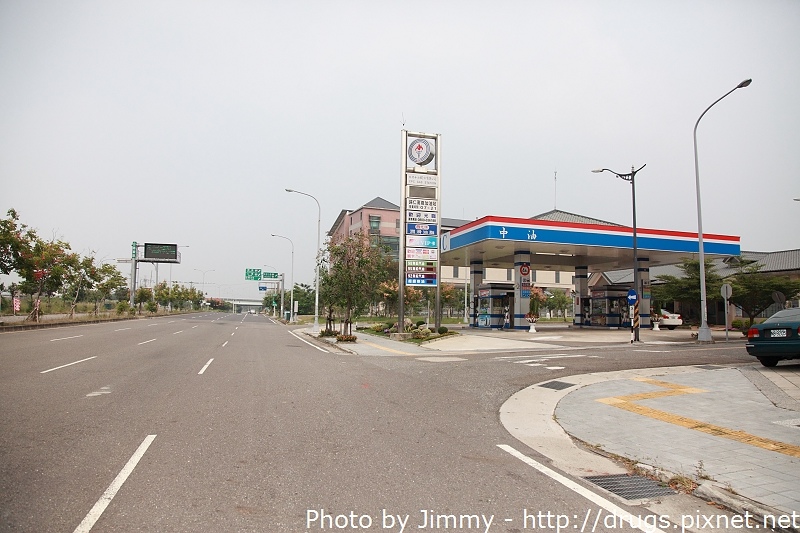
[173,331,183,335]
[87,387,111,397]
[73,435,157,533]
[222,341,228,347]
[545,366,565,370]
[497,444,666,533]
[168,321,175,324]
[50,335,84,342]
[235,327,239,330]
[114,327,131,332]
[138,339,156,345]
[230,332,235,336]
[198,358,214,374]
[288,330,329,352]
[192,325,198,329]
[41,356,97,374]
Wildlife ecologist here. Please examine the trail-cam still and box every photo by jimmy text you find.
[306,508,800,532]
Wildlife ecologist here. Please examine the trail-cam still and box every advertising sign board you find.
[406,211,438,223]
[406,248,438,260]
[405,235,438,248]
[406,198,437,212]
[406,223,438,235]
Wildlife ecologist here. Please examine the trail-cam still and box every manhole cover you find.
[538,380,574,391]
[696,365,724,370]
[584,474,676,500]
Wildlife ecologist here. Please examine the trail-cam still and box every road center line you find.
[498,444,666,533]
[72,435,157,533]
[41,356,97,374]
[198,358,214,374]
[222,341,228,347]
[50,335,84,342]
[114,327,131,332]
[138,339,156,345]
[173,331,183,335]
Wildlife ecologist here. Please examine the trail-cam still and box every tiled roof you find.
[361,197,399,210]
[531,209,623,227]
[755,249,800,272]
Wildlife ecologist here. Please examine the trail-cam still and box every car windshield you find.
[764,308,800,323]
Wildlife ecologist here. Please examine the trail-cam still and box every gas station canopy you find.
[440,211,740,272]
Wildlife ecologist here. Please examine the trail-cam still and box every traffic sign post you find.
[627,289,638,344]
[721,283,733,342]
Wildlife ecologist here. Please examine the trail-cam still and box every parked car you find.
[658,309,683,330]
[746,308,800,367]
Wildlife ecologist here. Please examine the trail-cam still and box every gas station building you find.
[440,210,740,330]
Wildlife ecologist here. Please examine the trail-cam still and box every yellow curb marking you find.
[358,340,416,356]
[596,377,800,458]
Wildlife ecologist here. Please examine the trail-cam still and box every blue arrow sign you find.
[627,289,638,304]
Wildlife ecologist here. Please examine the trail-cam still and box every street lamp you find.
[286,188,321,333]
[193,268,214,305]
[271,234,295,323]
[693,78,752,343]
[263,264,280,316]
[592,164,646,341]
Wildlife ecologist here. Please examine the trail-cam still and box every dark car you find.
[746,308,800,367]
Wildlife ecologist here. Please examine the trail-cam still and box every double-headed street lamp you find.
[193,268,214,306]
[693,78,752,343]
[285,188,321,333]
[271,234,295,323]
[592,164,646,341]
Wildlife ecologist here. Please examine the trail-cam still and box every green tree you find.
[135,287,153,315]
[320,232,391,334]
[0,208,37,276]
[651,259,723,323]
[89,263,127,315]
[18,238,80,321]
[545,289,572,321]
[729,261,800,327]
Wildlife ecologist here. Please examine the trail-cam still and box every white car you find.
[658,309,683,330]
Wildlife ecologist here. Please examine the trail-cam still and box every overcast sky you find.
[2,1,798,299]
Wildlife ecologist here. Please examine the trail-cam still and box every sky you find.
[2,1,799,300]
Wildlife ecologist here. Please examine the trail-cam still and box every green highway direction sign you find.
[245,268,279,281]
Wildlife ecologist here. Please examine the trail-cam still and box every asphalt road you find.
[0,313,756,533]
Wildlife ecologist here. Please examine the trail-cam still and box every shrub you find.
[730,319,746,330]
[411,329,426,339]
[419,327,431,336]
[437,326,448,334]
[416,320,426,327]
[336,334,357,343]
[371,323,386,333]
[318,329,337,337]
[116,301,129,315]
[385,321,395,330]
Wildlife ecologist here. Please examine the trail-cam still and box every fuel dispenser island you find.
[589,286,632,328]
[475,282,515,329]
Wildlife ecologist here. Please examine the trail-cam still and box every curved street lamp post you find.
[592,165,646,341]
[285,188,321,333]
[693,78,752,343]
[271,234,295,322]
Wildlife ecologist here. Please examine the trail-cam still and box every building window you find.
[369,215,381,235]
[453,266,459,278]
[531,270,537,282]
[555,271,561,283]
[507,269,513,281]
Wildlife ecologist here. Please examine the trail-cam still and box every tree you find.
[135,287,153,315]
[18,237,79,321]
[89,263,127,315]
[545,289,572,321]
[320,232,392,334]
[651,259,723,323]
[729,261,800,327]
[0,208,37,276]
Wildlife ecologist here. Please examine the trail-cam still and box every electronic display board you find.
[144,243,179,262]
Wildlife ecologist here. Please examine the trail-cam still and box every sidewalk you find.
[307,325,800,524]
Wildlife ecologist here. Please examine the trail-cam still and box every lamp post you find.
[693,78,752,343]
[285,188,321,333]
[271,234,295,322]
[592,164,646,341]
[262,263,281,317]
[193,268,214,308]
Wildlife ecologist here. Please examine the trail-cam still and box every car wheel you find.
[758,357,779,368]
[667,326,676,330]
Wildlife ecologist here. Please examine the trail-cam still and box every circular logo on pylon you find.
[408,138,435,166]
[519,264,531,276]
